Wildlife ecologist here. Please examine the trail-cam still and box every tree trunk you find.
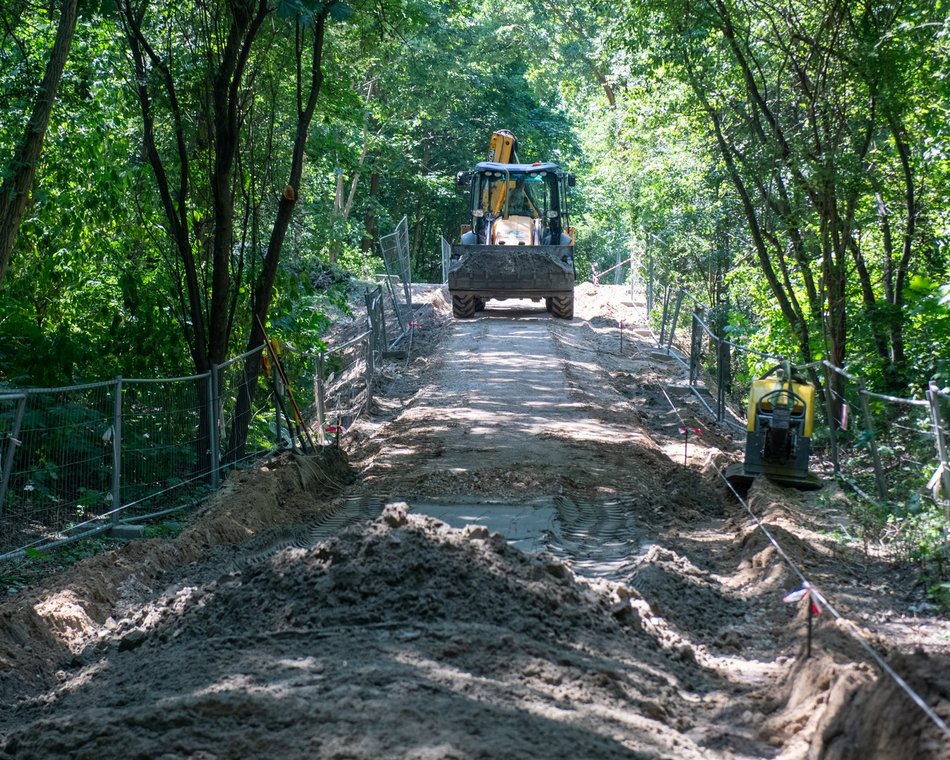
[0,0,79,287]
[361,171,380,252]
[227,3,335,462]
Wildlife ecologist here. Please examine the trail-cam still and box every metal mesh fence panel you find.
[311,335,371,445]
[216,347,279,465]
[0,284,399,555]
[441,236,452,285]
[870,397,942,509]
[379,216,411,337]
[120,376,212,520]
[931,389,950,518]
[395,215,411,298]
[0,394,27,519]
[0,382,116,552]
[825,365,880,500]
[648,285,945,512]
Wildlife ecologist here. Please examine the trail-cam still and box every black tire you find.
[452,293,476,318]
[474,297,486,312]
[550,294,574,320]
[545,297,553,313]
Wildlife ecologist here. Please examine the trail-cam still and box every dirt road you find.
[0,285,947,758]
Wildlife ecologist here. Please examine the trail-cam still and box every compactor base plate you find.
[724,462,823,492]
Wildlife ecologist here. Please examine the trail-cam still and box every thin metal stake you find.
[806,597,814,659]
[316,353,327,446]
[111,376,123,523]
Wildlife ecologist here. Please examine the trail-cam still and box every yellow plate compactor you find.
[725,366,822,491]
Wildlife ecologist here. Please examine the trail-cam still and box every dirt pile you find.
[815,651,950,760]
[0,449,351,703]
[2,504,713,759]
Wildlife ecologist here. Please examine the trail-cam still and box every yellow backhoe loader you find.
[448,130,576,319]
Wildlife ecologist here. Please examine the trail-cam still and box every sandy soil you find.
[0,284,947,759]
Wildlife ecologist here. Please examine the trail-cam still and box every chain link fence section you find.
[0,284,406,557]
[378,215,411,334]
[119,375,215,522]
[0,363,296,556]
[0,394,27,519]
[215,346,276,467]
[649,286,949,517]
[0,381,119,553]
[927,385,950,518]
[441,236,452,285]
[309,286,387,446]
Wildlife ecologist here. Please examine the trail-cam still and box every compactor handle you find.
[757,389,807,418]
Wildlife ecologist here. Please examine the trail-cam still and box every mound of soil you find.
[0,448,351,703]
[2,505,711,759]
[816,652,950,760]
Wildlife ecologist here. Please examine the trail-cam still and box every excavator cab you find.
[465,164,572,248]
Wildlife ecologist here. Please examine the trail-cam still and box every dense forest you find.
[0,0,947,394]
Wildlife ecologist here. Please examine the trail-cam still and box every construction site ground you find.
[0,284,947,759]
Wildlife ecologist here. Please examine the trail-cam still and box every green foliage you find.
[888,503,950,588]
[929,582,950,612]
[1,0,946,413]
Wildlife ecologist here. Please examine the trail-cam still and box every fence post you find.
[111,376,123,522]
[716,338,728,423]
[658,287,670,346]
[822,363,840,474]
[666,290,684,353]
[0,395,27,517]
[209,366,220,489]
[857,379,888,500]
[926,382,950,519]
[689,309,702,386]
[315,353,327,446]
[646,254,654,315]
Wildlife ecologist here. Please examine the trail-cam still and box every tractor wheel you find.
[550,294,574,320]
[452,294,476,318]
[474,297,486,312]
[545,297,553,313]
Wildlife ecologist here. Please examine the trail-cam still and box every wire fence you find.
[441,236,452,285]
[309,288,386,445]
[379,215,411,334]
[0,285,406,558]
[649,287,950,519]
